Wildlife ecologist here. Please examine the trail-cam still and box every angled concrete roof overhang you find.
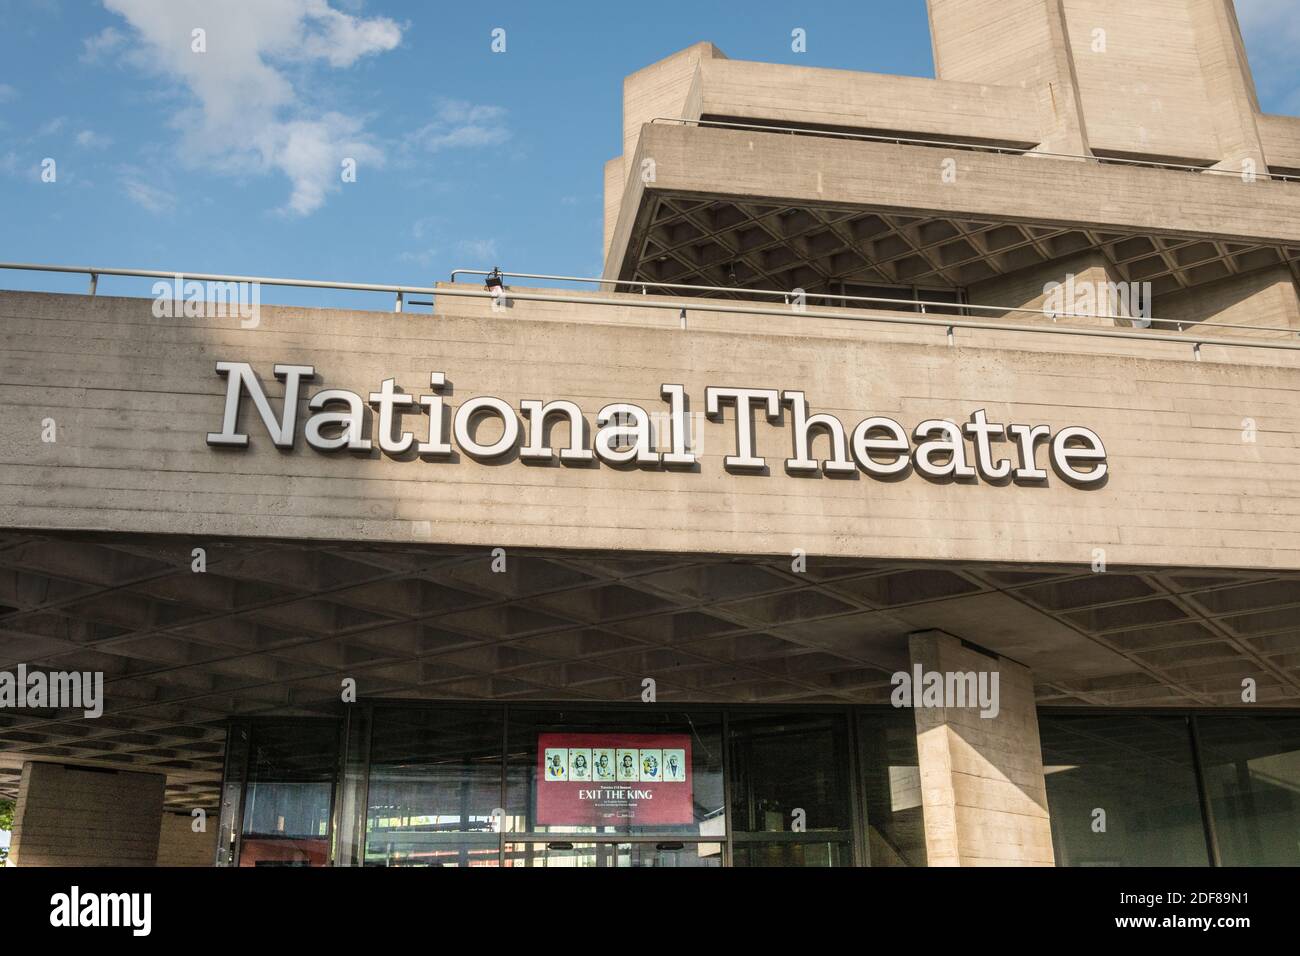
[604,123,1300,299]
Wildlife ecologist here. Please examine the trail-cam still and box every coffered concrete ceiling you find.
[622,193,1300,300]
[0,531,1297,807]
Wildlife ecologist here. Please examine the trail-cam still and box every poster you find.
[536,733,693,825]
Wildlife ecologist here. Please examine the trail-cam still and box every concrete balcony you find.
[604,123,1300,321]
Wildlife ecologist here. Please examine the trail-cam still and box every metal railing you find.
[651,117,1300,183]
[0,261,438,312]
[446,267,1300,338]
[3,261,1299,360]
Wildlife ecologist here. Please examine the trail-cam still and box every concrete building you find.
[2,0,1299,867]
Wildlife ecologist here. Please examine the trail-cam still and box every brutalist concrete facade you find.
[2,0,1299,867]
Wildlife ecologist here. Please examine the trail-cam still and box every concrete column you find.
[7,762,165,867]
[156,811,218,867]
[621,41,726,184]
[1188,0,1267,173]
[603,156,625,263]
[909,631,1055,866]
[927,0,1091,155]
[606,41,728,272]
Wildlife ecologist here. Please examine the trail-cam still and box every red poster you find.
[536,733,693,825]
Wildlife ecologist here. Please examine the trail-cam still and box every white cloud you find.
[81,26,126,63]
[35,116,66,137]
[400,247,440,270]
[411,215,440,241]
[0,152,52,184]
[98,0,402,215]
[75,129,113,148]
[0,84,16,103]
[456,238,498,261]
[410,100,510,153]
[119,166,175,213]
[272,113,382,215]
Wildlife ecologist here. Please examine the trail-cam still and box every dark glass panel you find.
[728,712,851,833]
[857,710,927,866]
[1039,714,1209,866]
[1197,715,1300,866]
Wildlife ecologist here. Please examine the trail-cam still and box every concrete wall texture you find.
[156,812,219,867]
[1,287,1298,571]
[7,763,165,866]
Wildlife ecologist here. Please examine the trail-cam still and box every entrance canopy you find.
[1,530,1296,808]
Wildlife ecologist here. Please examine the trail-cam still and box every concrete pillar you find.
[156,811,219,867]
[1188,0,1267,173]
[603,156,625,264]
[606,42,728,273]
[621,42,726,184]
[909,631,1055,866]
[7,762,165,867]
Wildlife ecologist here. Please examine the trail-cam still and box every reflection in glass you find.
[729,712,851,833]
[1197,716,1300,866]
[857,711,927,866]
[504,842,720,867]
[365,708,504,866]
[240,722,338,866]
[1039,715,1209,866]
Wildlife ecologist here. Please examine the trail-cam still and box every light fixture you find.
[484,267,505,298]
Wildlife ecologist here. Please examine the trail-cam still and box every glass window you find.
[504,842,721,867]
[505,708,725,838]
[240,722,338,867]
[729,712,851,834]
[364,707,503,866]
[857,711,926,866]
[1039,714,1209,866]
[1197,715,1300,866]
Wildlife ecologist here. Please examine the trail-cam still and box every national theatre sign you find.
[205,362,1108,486]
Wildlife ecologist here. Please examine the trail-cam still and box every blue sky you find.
[0,0,1296,310]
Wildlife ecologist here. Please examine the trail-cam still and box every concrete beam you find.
[692,58,1040,148]
[3,287,1300,573]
